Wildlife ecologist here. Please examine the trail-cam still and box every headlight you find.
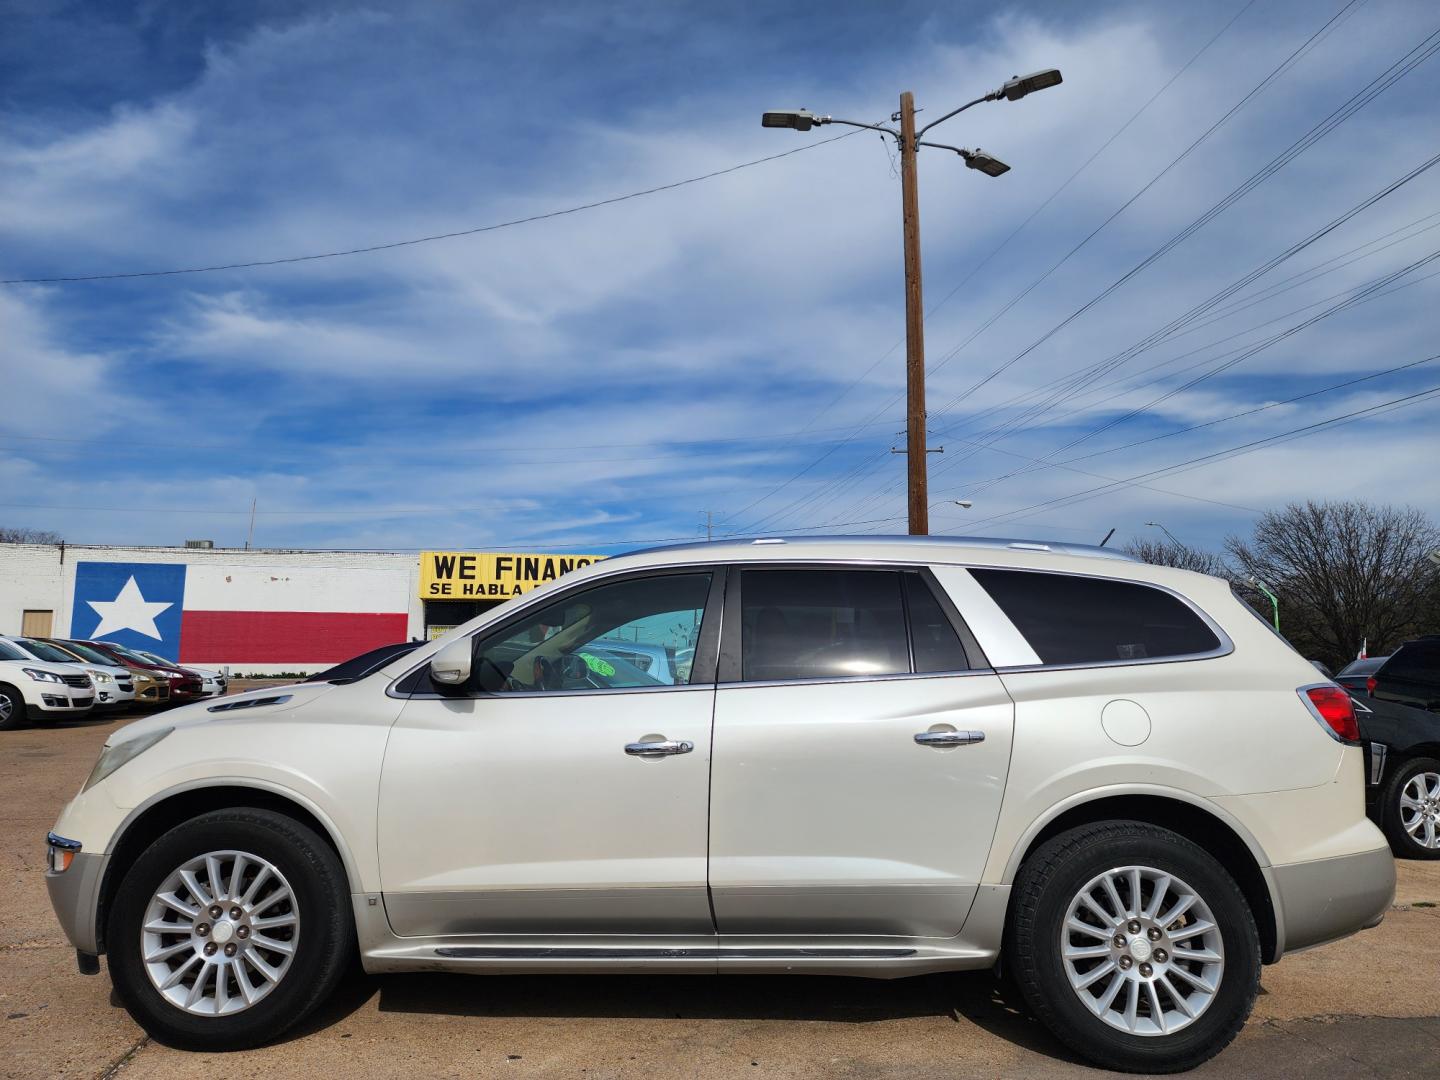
[23,667,63,684]
[83,728,173,792]
[131,672,154,685]
[90,670,112,684]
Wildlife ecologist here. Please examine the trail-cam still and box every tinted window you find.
[0,640,27,661]
[15,638,80,663]
[1383,643,1440,683]
[904,574,969,673]
[970,569,1221,665]
[740,569,909,682]
[476,573,711,692]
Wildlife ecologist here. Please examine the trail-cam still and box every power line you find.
[0,130,864,285]
[722,0,1365,534]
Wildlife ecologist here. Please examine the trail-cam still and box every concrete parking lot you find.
[4,694,1440,1079]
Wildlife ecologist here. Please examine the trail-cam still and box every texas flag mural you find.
[70,561,409,665]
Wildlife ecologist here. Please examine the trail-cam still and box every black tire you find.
[0,683,27,730]
[1006,821,1260,1073]
[1379,756,1440,860]
[107,808,353,1050]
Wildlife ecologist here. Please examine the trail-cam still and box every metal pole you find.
[246,498,256,551]
[1251,578,1280,632]
[899,91,928,536]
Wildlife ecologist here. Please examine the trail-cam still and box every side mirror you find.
[429,637,474,687]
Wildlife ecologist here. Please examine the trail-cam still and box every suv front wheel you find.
[107,808,353,1050]
[1007,821,1260,1073]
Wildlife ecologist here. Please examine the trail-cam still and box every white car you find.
[4,636,136,711]
[45,536,1394,1071]
[0,639,94,729]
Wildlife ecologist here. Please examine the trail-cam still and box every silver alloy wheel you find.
[0,690,13,723]
[1060,865,1225,1037]
[141,850,300,1016]
[1400,771,1440,849]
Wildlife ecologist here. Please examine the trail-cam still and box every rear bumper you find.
[46,851,105,955]
[1271,844,1394,957]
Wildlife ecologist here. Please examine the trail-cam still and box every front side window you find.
[474,572,712,693]
[739,568,911,682]
[970,568,1221,666]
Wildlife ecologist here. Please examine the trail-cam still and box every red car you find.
[67,640,205,704]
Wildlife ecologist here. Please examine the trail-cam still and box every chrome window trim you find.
[716,667,993,691]
[400,681,718,702]
[962,563,1235,673]
[387,553,1222,697]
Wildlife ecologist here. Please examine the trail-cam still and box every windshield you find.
[107,644,159,666]
[15,638,80,663]
[0,640,28,662]
[56,641,116,665]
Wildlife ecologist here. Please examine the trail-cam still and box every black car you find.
[1368,636,1440,713]
[1353,694,1440,860]
[1333,655,1389,694]
[304,640,422,683]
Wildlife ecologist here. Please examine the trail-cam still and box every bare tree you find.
[0,526,62,544]
[1122,537,1231,577]
[1226,501,1440,669]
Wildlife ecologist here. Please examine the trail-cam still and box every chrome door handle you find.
[914,730,985,747]
[624,739,695,757]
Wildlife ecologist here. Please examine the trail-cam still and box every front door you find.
[378,569,722,938]
[708,565,1015,938]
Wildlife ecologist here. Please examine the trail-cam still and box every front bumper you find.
[26,695,94,719]
[1271,844,1395,957]
[46,848,106,956]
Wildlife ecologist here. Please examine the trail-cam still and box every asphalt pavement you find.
[3,692,1439,1078]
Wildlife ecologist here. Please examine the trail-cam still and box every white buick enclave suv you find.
[46,537,1394,1072]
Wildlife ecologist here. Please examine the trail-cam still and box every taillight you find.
[1302,685,1359,743]
[1366,675,1377,697]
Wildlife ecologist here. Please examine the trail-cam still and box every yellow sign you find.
[420,551,604,599]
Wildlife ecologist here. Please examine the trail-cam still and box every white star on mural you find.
[87,576,173,640]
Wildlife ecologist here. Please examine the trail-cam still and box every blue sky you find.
[2,0,1437,556]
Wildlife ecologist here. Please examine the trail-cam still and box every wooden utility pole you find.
[898,91,929,536]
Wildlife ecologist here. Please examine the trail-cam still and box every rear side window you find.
[969,568,1221,666]
[1382,642,1440,684]
[739,569,909,681]
[903,573,970,673]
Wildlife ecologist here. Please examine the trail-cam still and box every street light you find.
[1249,576,1281,633]
[1000,69,1064,101]
[761,67,1061,537]
[1145,521,1185,548]
[761,109,822,131]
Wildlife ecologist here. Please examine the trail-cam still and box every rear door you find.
[707,564,1015,938]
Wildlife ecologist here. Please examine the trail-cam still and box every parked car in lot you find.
[45,536,1394,1072]
[44,639,170,708]
[1334,655,1389,694]
[3,636,136,710]
[1350,690,1440,859]
[0,638,93,729]
[128,651,227,698]
[69,641,203,704]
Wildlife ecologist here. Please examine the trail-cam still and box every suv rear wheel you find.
[107,808,353,1050]
[1007,821,1260,1073]
[1379,756,1440,859]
